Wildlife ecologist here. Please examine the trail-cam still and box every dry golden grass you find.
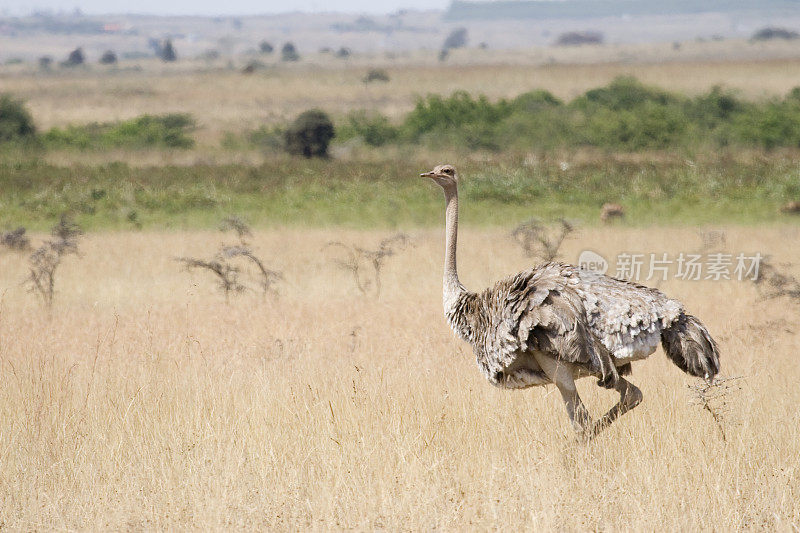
[1,225,798,530]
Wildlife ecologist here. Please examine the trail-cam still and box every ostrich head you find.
[420,164,458,188]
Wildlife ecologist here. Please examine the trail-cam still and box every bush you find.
[285,109,334,157]
[579,102,689,150]
[555,31,603,46]
[572,76,677,111]
[0,94,36,141]
[259,41,274,54]
[340,111,398,146]
[363,68,390,83]
[751,27,799,41]
[510,90,562,112]
[63,47,85,66]
[730,101,800,149]
[281,42,300,62]
[99,50,117,64]
[402,91,512,141]
[329,79,800,152]
[44,113,195,149]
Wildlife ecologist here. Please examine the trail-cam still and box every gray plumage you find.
[422,164,720,438]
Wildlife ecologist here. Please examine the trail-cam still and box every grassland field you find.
[1,226,799,529]
[1,51,800,530]
[2,54,800,230]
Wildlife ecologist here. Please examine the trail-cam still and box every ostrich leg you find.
[532,352,594,435]
[589,378,643,437]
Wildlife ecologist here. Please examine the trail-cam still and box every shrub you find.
[688,86,747,124]
[579,103,689,150]
[572,76,678,111]
[730,101,800,149]
[27,214,82,308]
[259,40,274,54]
[327,77,800,153]
[751,27,799,41]
[63,47,85,66]
[341,111,398,146]
[555,31,603,46]
[99,50,117,64]
[281,42,300,62]
[0,94,36,141]
[285,109,335,157]
[510,90,562,112]
[363,68,390,83]
[402,91,512,141]
[44,113,195,149]
[248,125,285,150]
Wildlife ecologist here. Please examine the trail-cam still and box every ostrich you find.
[421,164,720,438]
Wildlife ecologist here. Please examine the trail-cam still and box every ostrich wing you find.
[563,265,685,360]
[468,264,618,387]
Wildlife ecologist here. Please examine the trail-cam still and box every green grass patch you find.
[0,155,798,231]
[43,113,195,150]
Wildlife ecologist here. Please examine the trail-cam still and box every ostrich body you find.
[422,164,720,437]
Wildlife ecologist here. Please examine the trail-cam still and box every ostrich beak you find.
[420,171,435,178]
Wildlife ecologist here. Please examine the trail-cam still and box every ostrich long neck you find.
[442,184,466,310]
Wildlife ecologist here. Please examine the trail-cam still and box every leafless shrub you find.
[221,245,283,296]
[752,259,800,302]
[688,375,742,442]
[511,218,573,261]
[26,214,83,307]
[1,227,31,251]
[178,255,244,299]
[326,233,411,297]
[219,215,253,243]
[178,216,281,300]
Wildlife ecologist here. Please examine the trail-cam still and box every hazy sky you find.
[2,0,448,16]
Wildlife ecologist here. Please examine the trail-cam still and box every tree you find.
[64,47,85,66]
[259,40,274,54]
[160,39,177,62]
[443,27,468,50]
[281,42,300,62]
[285,109,335,158]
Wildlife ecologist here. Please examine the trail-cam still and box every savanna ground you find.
[1,49,800,529]
[1,226,798,529]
